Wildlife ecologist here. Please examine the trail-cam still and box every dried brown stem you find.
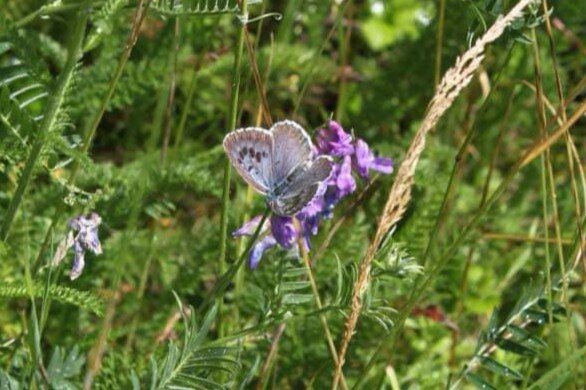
[331,1,536,387]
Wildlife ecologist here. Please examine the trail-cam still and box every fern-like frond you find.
[0,34,49,120]
[452,290,568,389]
[0,281,104,316]
[148,301,240,389]
[85,0,129,51]
[0,87,37,155]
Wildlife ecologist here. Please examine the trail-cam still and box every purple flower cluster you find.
[235,121,393,269]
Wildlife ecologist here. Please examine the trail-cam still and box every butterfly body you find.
[224,120,332,216]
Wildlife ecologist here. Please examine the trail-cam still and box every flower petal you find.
[316,121,354,157]
[371,156,393,174]
[249,236,277,269]
[70,244,86,280]
[270,215,298,249]
[233,215,266,237]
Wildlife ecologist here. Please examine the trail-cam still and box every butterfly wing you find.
[271,120,313,185]
[223,128,274,194]
[270,156,332,216]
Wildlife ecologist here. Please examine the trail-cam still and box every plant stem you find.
[206,206,268,315]
[293,1,350,115]
[434,0,447,87]
[161,13,181,165]
[0,8,89,241]
[15,2,85,28]
[531,28,554,322]
[297,241,349,390]
[173,67,199,149]
[218,0,248,338]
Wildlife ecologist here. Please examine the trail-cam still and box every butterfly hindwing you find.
[271,120,313,185]
[223,128,274,194]
[271,156,333,215]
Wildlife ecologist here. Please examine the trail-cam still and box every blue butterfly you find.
[223,120,332,216]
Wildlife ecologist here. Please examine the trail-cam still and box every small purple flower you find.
[353,139,393,178]
[316,121,354,157]
[53,212,103,280]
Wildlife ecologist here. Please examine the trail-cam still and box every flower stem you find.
[218,0,248,337]
[298,242,349,390]
[0,7,89,241]
[202,209,269,317]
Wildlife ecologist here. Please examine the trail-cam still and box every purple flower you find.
[249,236,277,269]
[353,139,393,178]
[316,121,354,157]
[54,212,104,280]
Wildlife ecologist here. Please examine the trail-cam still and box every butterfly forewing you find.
[271,120,313,185]
[223,128,274,194]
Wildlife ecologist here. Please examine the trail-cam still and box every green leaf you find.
[480,356,523,380]
[280,281,310,292]
[496,339,538,357]
[47,346,85,389]
[466,372,497,390]
[506,325,547,350]
[523,308,554,325]
[282,293,313,305]
[536,299,568,317]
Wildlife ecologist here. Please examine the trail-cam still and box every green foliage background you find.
[0,0,585,388]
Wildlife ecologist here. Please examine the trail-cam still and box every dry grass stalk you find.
[332,0,536,387]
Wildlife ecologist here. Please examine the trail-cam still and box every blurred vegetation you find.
[0,0,585,388]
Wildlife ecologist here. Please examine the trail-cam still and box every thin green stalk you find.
[293,1,350,115]
[23,216,46,387]
[541,0,586,294]
[531,28,554,322]
[353,99,586,389]
[0,8,89,241]
[161,13,181,165]
[205,208,269,316]
[218,0,248,338]
[15,2,85,28]
[335,1,354,123]
[124,235,156,353]
[297,242,349,390]
[173,67,198,149]
[434,0,447,87]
